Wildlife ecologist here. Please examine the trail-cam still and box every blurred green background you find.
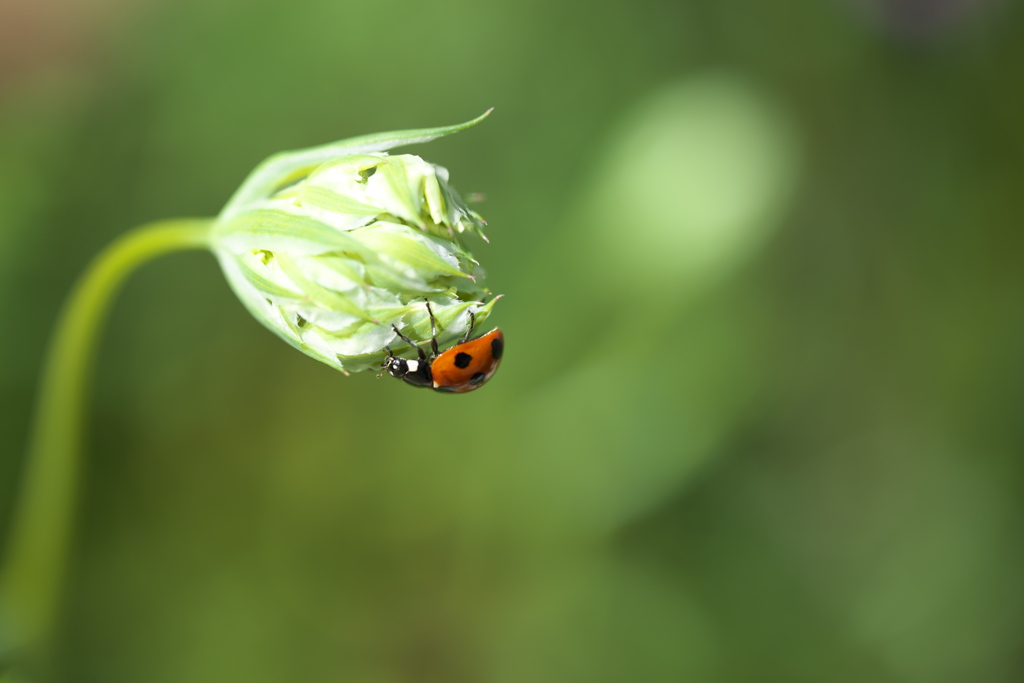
[2,0,1023,681]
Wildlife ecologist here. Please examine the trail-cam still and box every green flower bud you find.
[210,113,500,373]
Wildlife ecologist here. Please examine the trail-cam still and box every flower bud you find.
[210,114,499,373]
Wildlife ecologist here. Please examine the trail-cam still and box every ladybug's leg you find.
[460,311,476,344]
[391,325,427,361]
[424,301,440,357]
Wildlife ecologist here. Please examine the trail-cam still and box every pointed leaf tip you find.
[221,110,494,219]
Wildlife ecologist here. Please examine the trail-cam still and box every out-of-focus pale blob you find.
[498,75,800,538]
[585,73,799,296]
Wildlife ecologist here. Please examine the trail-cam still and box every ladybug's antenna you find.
[376,345,394,378]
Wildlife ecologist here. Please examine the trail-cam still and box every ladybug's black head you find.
[382,355,406,378]
[380,353,433,388]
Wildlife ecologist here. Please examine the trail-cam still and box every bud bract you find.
[210,114,499,373]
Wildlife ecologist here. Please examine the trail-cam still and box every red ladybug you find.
[381,302,503,393]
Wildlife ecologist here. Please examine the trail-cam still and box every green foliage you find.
[212,118,496,372]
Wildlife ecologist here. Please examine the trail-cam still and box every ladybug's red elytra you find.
[381,302,503,393]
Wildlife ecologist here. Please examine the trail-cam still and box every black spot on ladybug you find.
[470,372,486,386]
[491,337,504,360]
[454,352,473,368]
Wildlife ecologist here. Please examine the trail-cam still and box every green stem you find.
[0,218,215,667]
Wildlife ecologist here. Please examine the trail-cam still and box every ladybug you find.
[381,302,504,393]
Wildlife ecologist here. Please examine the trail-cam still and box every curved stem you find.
[0,218,215,667]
